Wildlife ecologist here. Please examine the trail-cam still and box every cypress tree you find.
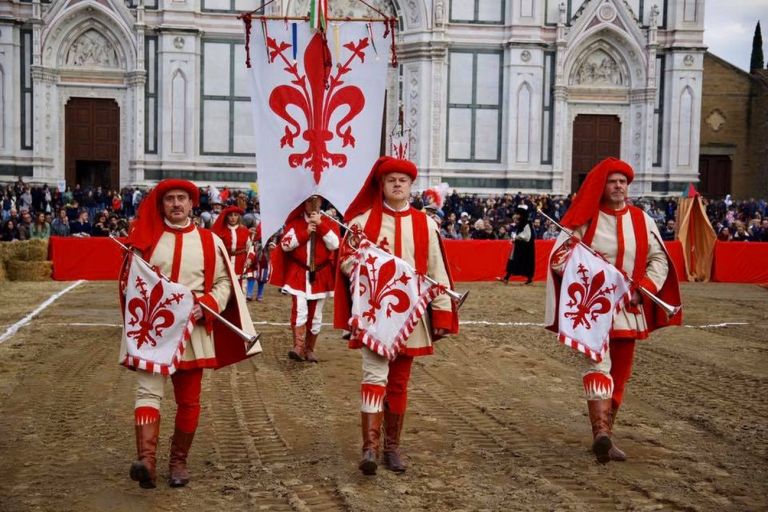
[750,21,764,71]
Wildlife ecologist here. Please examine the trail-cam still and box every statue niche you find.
[65,30,119,68]
[573,49,623,86]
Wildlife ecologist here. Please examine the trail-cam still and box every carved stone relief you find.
[573,50,623,86]
[65,30,118,68]
[289,0,395,17]
[705,109,726,132]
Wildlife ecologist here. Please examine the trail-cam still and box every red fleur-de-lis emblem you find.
[126,276,184,349]
[267,33,367,183]
[563,264,617,329]
[358,254,412,323]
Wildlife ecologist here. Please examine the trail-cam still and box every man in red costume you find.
[545,158,681,463]
[335,157,459,475]
[274,196,339,363]
[121,179,256,488]
[211,206,252,285]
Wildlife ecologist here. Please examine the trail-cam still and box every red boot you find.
[168,428,195,487]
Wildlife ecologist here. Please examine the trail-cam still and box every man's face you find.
[602,172,628,205]
[227,212,240,226]
[762,220,768,230]
[59,209,67,219]
[381,172,413,204]
[22,212,31,224]
[533,219,541,228]
[163,189,193,225]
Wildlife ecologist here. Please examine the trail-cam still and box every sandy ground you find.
[0,279,766,511]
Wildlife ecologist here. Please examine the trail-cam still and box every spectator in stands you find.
[70,210,92,237]
[542,222,560,240]
[531,217,544,239]
[756,219,768,242]
[1,193,13,221]
[51,208,70,237]
[1,219,20,242]
[17,211,33,240]
[109,215,129,237]
[661,220,676,241]
[731,221,752,242]
[92,212,110,237]
[441,222,462,240]
[717,226,732,242]
[30,212,51,240]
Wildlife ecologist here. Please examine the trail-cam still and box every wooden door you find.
[698,155,731,198]
[571,114,621,191]
[65,98,120,189]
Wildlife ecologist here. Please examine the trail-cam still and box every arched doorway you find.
[65,98,120,189]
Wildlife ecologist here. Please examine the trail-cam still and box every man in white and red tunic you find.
[211,205,252,284]
[334,157,459,475]
[273,196,339,363]
[545,158,681,463]
[122,179,255,488]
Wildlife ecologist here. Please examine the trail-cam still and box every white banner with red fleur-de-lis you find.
[557,244,630,362]
[247,20,391,242]
[121,255,195,375]
[349,240,445,361]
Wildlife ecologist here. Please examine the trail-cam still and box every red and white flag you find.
[557,244,630,362]
[121,256,195,375]
[348,240,445,361]
[247,20,390,242]
[389,132,410,160]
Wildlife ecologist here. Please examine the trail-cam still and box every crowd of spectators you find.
[2,177,768,244]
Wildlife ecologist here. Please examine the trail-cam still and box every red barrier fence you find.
[48,237,765,284]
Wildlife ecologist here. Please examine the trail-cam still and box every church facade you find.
[0,0,705,196]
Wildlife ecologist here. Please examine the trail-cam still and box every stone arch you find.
[42,1,137,71]
[565,26,647,89]
[516,81,533,163]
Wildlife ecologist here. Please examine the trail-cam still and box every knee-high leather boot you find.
[305,330,319,363]
[168,428,195,487]
[587,399,613,463]
[359,412,383,475]
[288,325,307,361]
[130,420,160,489]
[608,406,627,461]
[382,410,407,473]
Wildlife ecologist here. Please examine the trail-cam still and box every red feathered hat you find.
[560,157,634,229]
[127,179,200,252]
[211,205,245,237]
[344,156,418,222]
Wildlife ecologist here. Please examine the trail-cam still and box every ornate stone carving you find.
[597,3,616,22]
[683,54,694,67]
[434,0,446,27]
[649,4,660,26]
[521,50,531,62]
[173,37,185,50]
[705,109,726,131]
[291,0,395,17]
[574,50,623,86]
[65,30,118,68]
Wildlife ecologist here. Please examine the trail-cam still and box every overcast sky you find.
[704,0,768,71]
